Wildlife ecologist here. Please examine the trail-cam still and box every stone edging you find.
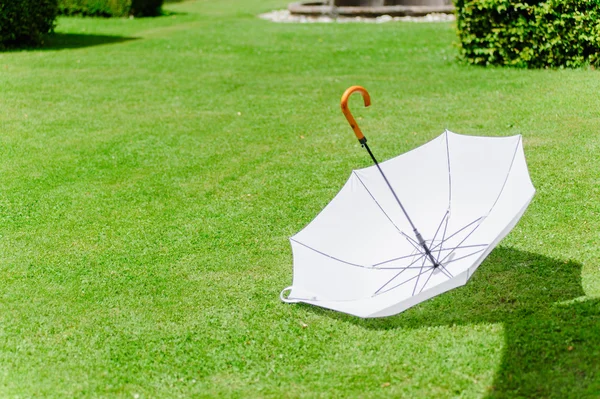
[288,1,454,17]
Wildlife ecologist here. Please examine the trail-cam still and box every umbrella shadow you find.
[40,33,138,51]
[308,247,600,397]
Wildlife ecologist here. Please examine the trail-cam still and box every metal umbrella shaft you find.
[340,85,439,268]
[362,142,440,268]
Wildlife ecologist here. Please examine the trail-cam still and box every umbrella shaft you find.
[363,143,439,267]
[414,230,440,268]
[363,143,416,229]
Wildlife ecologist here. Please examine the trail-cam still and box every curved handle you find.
[340,86,371,144]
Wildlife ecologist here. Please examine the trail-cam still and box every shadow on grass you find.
[41,33,138,51]
[308,247,600,398]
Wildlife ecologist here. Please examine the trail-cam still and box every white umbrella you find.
[280,86,536,318]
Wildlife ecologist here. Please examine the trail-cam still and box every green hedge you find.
[58,0,129,17]
[131,0,163,16]
[0,0,58,49]
[455,0,600,68]
[58,0,163,17]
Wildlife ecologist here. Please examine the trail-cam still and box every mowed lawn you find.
[1,0,600,397]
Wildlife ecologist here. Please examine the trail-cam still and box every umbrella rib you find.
[486,136,521,216]
[425,210,451,274]
[436,244,488,253]
[435,130,452,270]
[412,250,429,296]
[377,256,453,271]
[353,171,405,235]
[374,265,435,296]
[430,210,449,254]
[437,262,453,278]
[401,216,487,277]
[372,251,427,267]
[401,226,451,279]
[402,232,425,254]
[402,234,432,267]
[442,248,486,265]
[437,220,484,265]
[438,265,453,279]
[445,130,452,212]
[436,207,451,260]
[438,244,486,276]
[373,252,429,295]
[418,264,437,295]
[373,265,413,296]
[290,238,367,269]
[429,217,483,253]
[429,217,487,277]
[377,246,486,271]
[376,265,436,270]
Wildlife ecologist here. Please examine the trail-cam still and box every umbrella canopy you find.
[280,89,535,318]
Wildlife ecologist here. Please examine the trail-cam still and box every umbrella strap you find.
[280,286,319,303]
[280,287,300,303]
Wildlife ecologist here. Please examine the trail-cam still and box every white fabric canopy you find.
[282,130,535,318]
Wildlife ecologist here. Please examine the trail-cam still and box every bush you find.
[58,0,129,17]
[0,0,59,49]
[455,0,600,68]
[58,0,163,17]
[131,0,163,16]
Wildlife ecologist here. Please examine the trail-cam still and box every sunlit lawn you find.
[0,0,599,397]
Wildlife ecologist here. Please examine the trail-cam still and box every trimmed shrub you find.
[58,0,163,17]
[455,0,600,68]
[0,0,59,49]
[58,0,130,17]
[131,0,163,16]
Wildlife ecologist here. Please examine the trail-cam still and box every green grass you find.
[1,0,600,397]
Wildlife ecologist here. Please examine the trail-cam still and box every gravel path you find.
[259,9,455,23]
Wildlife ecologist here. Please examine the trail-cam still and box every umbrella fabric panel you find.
[353,132,450,242]
[441,136,535,277]
[445,132,522,235]
[288,241,401,302]
[291,173,416,267]
[463,196,534,283]
[297,269,471,318]
[368,268,471,318]
[463,138,535,245]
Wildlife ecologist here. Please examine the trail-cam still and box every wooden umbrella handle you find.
[340,86,371,144]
